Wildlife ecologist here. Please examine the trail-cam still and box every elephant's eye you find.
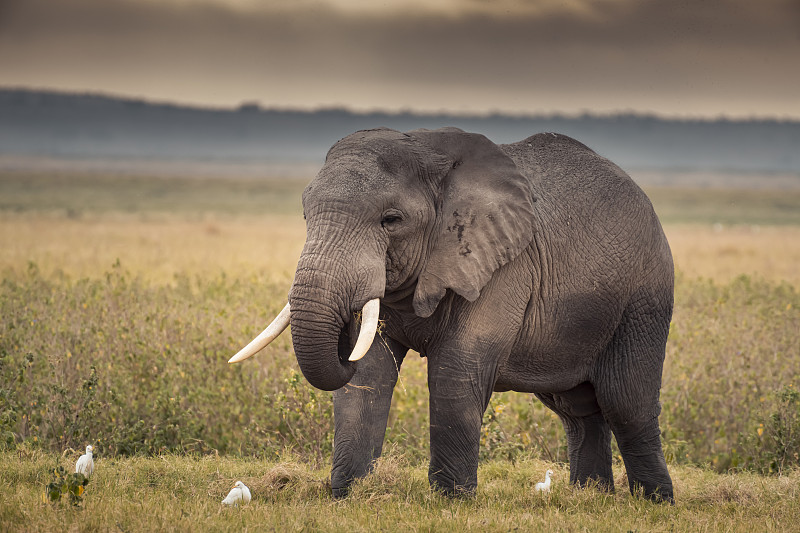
[381,211,403,229]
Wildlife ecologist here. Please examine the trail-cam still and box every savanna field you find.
[1,171,799,531]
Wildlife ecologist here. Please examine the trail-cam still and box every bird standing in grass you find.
[75,445,94,477]
[222,481,251,506]
[535,469,553,493]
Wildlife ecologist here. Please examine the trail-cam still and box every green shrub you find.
[735,385,800,474]
[267,370,333,463]
[44,465,89,506]
[479,396,567,463]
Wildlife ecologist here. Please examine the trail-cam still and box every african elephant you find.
[230,127,674,502]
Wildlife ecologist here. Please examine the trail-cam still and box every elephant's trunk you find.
[287,294,357,391]
[287,211,386,391]
[287,265,383,390]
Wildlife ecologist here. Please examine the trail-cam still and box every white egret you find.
[75,445,94,477]
[535,469,553,493]
[222,481,251,506]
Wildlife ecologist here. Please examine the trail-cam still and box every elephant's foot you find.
[627,478,674,504]
[331,485,350,499]
[428,470,477,498]
[643,485,674,504]
[563,411,615,493]
[612,416,674,504]
[575,473,615,493]
[330,458,377,499]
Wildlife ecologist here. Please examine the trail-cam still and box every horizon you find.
[4,84,800,177]
[1,0,798,121]
[3,86,799,124]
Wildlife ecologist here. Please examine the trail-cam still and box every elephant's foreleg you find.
[427,352,496,496]
[331,335,407,498]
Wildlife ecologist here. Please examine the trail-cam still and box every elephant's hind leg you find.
[536,382,614,491]
[609,413,672,502]
[594,289,674,503]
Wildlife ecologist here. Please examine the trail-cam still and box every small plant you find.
[43,464,89,506]
[481,399,524,461]
[736,385,800,474]
[268,370,333,463]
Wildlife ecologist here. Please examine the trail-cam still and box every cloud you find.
[6,0,796,46]
[0,0,798,117]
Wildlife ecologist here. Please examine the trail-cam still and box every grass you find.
[0,211,306,284]
[647,186,800,226]
[1,170,799,530]
[3,223,796,468]
[664,225,800,286]
[2,448,799,532]
[0,171,306,216]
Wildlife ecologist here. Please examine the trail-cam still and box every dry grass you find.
[3,449,799,532]
[0,212,304,284]
[666,224,800,286]
[2,212,798,287]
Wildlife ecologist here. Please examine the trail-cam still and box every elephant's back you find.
[501,132,639,200]
[503,131,673,306]
[500,132,664,249]
[501,131,673,314]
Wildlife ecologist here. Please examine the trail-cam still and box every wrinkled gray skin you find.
[287,127,674,502]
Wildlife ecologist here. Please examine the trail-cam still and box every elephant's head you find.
[230,127,536,391]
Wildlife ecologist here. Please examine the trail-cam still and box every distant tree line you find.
[1,88,799,174]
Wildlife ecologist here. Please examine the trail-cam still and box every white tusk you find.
[228,303,291,363]
[348,298,380,362]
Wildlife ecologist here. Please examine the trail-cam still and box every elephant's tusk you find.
[348,299,380,362]
[228,303,291,363]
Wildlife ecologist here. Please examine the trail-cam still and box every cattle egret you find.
[535,469,553,493]
[75,445,94,477]
[222,481,251,506]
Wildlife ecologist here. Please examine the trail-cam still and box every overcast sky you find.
[1,0,798,118]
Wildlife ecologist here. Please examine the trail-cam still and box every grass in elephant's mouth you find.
[2,450,799,531]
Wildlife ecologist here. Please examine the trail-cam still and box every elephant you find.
[230,127,674,502]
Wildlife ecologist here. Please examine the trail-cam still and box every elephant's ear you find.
[410,128,536,318]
